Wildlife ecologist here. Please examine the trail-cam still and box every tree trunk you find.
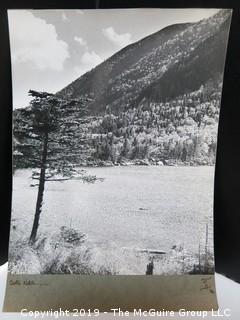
[29,133,48,243]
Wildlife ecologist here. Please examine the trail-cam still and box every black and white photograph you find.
[8,8,231,276]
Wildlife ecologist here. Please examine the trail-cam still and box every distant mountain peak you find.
[58,9,231,115]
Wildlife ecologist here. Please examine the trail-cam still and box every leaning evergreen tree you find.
[13,90,92,243]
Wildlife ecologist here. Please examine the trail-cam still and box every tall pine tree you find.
[14,90,91,243]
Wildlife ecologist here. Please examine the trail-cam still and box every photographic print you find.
[8,8,231,277]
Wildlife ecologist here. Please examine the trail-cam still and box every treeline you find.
[13,78,222,168]
[83,78,222,166]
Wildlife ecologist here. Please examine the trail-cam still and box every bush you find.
[9,226,117,275]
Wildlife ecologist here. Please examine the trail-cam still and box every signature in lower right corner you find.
[200,277,215,294]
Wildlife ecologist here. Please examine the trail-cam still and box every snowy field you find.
[9,166,214,275]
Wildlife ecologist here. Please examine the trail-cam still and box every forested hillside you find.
[80,77,223,166]
[14,10,231,168]
[58,10,230,114]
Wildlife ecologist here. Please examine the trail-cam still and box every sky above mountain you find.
[8,8,219,108]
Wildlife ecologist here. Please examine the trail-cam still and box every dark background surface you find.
[0,0,239,283]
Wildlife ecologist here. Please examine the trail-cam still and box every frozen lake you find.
[11,166,215,274]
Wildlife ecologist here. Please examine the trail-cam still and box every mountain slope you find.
[58,9,231,115]
[14,10,232,169]
[58,22,190,110]
[137,14,231,103]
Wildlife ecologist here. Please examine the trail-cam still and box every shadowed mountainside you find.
[14,10,232,167]
[58,10,231,115]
